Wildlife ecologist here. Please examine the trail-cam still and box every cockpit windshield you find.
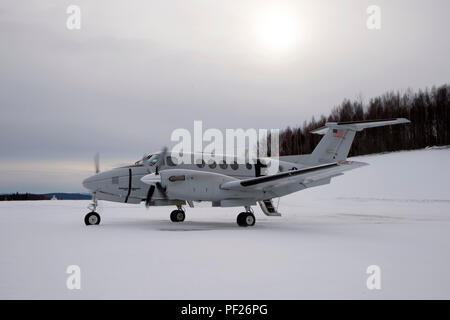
[134,153,160,166]
[148,154,159,165]
[134,154,151,165]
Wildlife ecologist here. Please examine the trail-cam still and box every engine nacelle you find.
[144,169,240,201]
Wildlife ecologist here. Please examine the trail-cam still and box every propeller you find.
[145,185,155,207]
[94,152,100,174]
[144,181,167,208]
[88,153,100,212]
[143,147,169,208]
[156,146,168,173]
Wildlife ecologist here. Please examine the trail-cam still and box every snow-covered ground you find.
[1,147,449,299]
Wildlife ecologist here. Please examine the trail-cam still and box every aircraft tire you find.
[84,212,101,226]
[170,209,185,222]
[237,212,255,227]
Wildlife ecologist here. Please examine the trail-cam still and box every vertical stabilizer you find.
[309,118,410,164]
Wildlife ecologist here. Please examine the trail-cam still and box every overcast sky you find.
[1,0,449,193]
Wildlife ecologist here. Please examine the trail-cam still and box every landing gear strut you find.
[237,206,255,227]
[170,206,185,222]
[85,192,101,226]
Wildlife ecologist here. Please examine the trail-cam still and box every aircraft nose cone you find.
[141,173,161,185]
[82,175,100,191]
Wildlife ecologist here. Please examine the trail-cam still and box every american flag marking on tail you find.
[332,129,344,138]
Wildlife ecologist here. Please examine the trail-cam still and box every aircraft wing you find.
[221,161,368,191]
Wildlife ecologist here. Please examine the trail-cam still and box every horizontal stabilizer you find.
[311,118,410,135]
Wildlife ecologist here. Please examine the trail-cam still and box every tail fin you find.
[309,118,410,164]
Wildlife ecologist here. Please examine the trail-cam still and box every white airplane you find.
[82,118,410,227]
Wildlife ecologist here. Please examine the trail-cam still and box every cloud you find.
[0,0,449,192]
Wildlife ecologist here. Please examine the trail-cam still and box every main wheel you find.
[170,209,185,222]
[237,212,255,227]
[84,212,101,226]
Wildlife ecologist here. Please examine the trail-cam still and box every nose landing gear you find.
[85,192,101,226]
[85,211,101,225]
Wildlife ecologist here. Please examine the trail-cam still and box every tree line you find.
[277,84,450,157]
[1,193,47,201]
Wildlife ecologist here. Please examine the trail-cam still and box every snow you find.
[1,147,450,299]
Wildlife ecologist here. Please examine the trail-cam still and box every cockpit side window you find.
[148,154,160,165]
[166,156,179,166]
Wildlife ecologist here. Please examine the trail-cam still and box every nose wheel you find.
[85,211,101,225]
[170,209,185,222]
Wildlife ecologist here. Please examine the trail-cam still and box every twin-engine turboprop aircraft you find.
[82,118,410,227]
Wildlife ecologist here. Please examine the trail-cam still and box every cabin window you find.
[196,160,205,168]
[208,161,217,169]
[219,161,228,169]
[166,156,179,166]
[112,176,119,184]
[230,162,239,170]
[245,163,252,170]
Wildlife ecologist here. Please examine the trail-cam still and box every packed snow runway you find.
[1,148,450,299]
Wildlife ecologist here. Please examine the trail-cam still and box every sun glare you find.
[255,6,299,51]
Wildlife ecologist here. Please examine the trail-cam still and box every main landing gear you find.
[85,192,101,226]
[170,206,186,223]
[236,207,256,227]
[83,201,256,227]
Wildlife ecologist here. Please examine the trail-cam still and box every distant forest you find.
[1,193,91,201]
[278,84,450,157]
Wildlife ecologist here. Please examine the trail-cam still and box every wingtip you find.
[353,161,369,167]
[340,160,369,167]
[397,118,411,124]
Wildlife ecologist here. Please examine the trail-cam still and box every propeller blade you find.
[160,147,168,164]
[141,154,151,173]
[155,182,167,199]
[94,153,100,173]
[154,146,168,175]
[145,185,155,208]
[88,154,100,212]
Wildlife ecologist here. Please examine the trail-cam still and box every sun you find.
[255,5,299,51]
